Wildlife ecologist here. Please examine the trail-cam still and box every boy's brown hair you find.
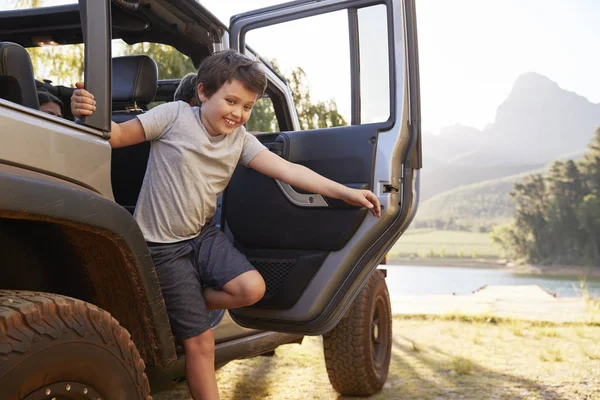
[196,49,267,99]
[37,90,64,112]
[174,72,197,105]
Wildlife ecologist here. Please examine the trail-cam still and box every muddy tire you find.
[0,290,151,400]
[323,270,392,396]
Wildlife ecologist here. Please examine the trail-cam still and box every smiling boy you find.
[71,50,380,400]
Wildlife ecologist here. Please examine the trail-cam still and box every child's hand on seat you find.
[71,82,96,118]
[342,188,382,218]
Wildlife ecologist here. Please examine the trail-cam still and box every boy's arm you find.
[71,82,146,148]
[248,149,381,218]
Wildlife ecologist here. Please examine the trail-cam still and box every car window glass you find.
[358,5,390,124]
[0,0,76,11]
[245,10,351,130]
[26,44,84,86]
[244,4,391,130]
[112,40,196,80]
[1,1,83,86]
[0,1,82,120]
[246,95,279,133]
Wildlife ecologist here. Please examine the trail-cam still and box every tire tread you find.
[323,270,392,396]
[0,290,151,399]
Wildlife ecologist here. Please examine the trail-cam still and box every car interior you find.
[0,41,40,111]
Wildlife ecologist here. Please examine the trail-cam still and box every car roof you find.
[0,0,227,68]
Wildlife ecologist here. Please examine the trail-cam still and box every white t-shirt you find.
[134,101,266,243]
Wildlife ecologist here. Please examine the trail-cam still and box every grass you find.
[508,320,525,337]
[155,315,600,400]
[581,347,600,361]
[581,279,600,323]
[539,328,560,338]
[388,228,500,260]
[539,347,563,362]
[451,357,475,375]
[410,340,420,352]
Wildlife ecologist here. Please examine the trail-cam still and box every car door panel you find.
[227,168,368,250]
[225,123,386,251]
[224,0,421,335]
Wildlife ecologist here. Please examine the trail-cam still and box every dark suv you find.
[0,0,421,398]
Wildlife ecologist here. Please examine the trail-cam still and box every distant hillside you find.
[420,162,544,201]
[415,168,546,230]
[422,72,600,200]
[423,124,484,169]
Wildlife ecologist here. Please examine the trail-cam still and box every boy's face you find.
[198,79,258,136]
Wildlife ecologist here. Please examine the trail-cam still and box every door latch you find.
[380,182,399,193]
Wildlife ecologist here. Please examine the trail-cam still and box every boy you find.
[38,90,64,117]
[71,50,380,400]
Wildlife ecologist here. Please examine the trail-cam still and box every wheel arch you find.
[0,163,176,368]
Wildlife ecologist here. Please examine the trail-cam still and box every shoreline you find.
[387,257,600,278]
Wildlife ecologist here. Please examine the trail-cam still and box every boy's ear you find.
[197,83,207,103]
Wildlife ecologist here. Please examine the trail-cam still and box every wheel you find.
[0,290,151,400]
[323,270,392,396]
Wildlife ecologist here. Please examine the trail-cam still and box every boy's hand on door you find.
[342,188,381,218]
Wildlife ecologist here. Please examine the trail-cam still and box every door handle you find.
[275,180,329,207]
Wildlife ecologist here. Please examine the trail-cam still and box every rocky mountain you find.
[421,72,600,201]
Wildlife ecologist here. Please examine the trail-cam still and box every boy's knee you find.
[245,275,266,305]
[223,270,266,306]
[240,271,266,306]
[182,329,215,356]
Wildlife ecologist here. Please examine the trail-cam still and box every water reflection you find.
[384,265,600,298]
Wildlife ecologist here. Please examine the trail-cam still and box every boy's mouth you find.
[224,117,238,127]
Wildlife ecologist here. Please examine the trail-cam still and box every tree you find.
[493,129,600,267]
[581,128,600,196]
[119,43,196,80]
[246,97,277,132]
[15,1,195,85]
[28,45,85,86]
[577,129,600,264]
[286,67,347,130]
[544,160,587,263]
[578,194,600,264]
[14,0,84,85]
[247,61,347,132]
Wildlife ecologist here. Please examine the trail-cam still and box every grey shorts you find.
[148,220,256,340]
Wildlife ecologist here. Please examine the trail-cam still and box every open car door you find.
[225,0,421,335]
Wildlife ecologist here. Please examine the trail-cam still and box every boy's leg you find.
[148,240,219,400]
[182,329,219,400]
[195,221,266,311]
[203,270,265,310]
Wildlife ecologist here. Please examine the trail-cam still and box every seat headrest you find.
[0,42,40,110]
[112,55,158,109]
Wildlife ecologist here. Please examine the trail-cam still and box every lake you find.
[383,264,600,298]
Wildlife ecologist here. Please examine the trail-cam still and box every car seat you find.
[110,55,158,213]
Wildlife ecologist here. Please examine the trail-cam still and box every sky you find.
[6,0,600,134]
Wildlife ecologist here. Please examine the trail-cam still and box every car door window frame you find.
[230,0,396,131]
[79,0,111,133]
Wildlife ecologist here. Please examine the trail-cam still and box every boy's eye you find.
[244,106,252,111]
[226,99,235,105]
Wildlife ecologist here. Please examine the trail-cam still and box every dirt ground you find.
[154,316,600,400]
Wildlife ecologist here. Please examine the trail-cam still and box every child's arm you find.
[248,149,381,218]
[71,82,146,148]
